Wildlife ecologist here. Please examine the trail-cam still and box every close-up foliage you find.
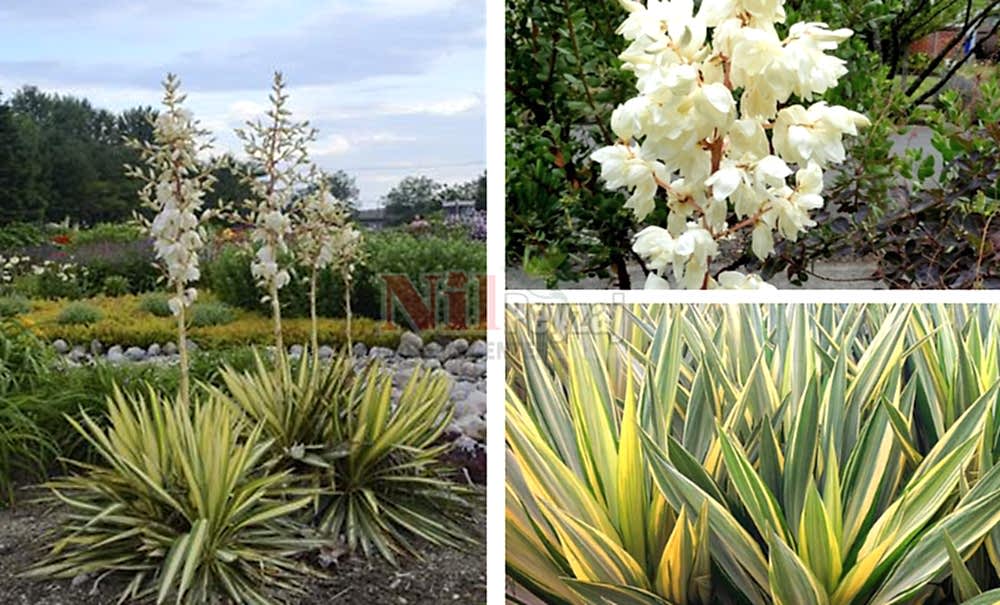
[507,304,1000,604]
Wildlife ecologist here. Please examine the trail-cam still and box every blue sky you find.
[0,0,485,207]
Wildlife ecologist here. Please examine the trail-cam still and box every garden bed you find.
[14,295,485,350]
[0,488,486,605]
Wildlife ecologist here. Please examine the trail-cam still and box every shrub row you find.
[204,230,487,321]
[3,225,487,323]
[19,295,485,349]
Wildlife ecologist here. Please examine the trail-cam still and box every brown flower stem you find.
[175,283,190,407]
[310,266,319,366]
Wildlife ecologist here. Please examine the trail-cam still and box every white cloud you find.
[380,95,481,116]
[352,132,417,144]
[312,134,351,156]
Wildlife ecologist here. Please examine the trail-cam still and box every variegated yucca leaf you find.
[507,304,1000,605]
[29,387,323,605]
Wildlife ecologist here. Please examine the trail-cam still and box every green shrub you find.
[203,231,485,322]
[189,301,236,327]
[56,302,103,325]
[139,292,173,317]
[29,389,322,603]
[100,274,130,296]
[0,320,51,393]
[36,267,87,300]
[0,295,31,318]
[0,400,56,505]
[0,223,45,250]
[70,222,143,246]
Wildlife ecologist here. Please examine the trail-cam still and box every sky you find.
[0,0,485,208]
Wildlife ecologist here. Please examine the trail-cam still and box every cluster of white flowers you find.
[236,72,316,302]
[592,0,869,289]
[294,175,362,275]
[33,260,86,283]
[0,256,87,286]
[0,255,31,284]
[126,74,215,315]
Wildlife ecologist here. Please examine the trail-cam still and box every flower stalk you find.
[236,71,316,362]
[126,73,215,406]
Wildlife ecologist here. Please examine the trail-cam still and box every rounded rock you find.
[52,339,69,355]
[68,345,89,364]
[423,342,443,359]
[397,331,423,358]
[369,346,394,359]
[441,338,469,361]
[443,359,465,375]
[124,346,147,362]
[463,390,487,417]
[467,339,488,358]
[147,343,161,357]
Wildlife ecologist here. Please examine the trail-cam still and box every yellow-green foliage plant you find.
[215,348,475,564]
[317,360,474,563]
[29,387,322,605]
[212,349,354,502]
[506,304,1000,605]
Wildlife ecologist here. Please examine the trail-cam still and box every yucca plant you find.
[29,386,322,605]
[213,348,354,476]
[317,360,474,564]
[507,304,1000,605]
[215,348,475,564]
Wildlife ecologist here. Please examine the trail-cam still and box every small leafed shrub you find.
[56,302,103,325]
[189,301,236,327]
[0,295,31,318]
[100,274,131,296]
[139,292,173,317]
[29,388,323,604]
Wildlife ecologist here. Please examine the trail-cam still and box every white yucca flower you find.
[235,71,317,354]
[292,169,365,354]
[592,0,869,289]
[125,73,216,406]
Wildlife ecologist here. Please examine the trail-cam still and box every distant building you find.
[442,199,476,219]
[909,19,999,61]
[357,207,386,230]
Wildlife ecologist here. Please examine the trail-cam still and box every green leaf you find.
[769,531,829,605]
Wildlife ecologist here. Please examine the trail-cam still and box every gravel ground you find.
[0,488,486,605]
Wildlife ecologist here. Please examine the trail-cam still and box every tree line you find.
[0,86,485,227]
